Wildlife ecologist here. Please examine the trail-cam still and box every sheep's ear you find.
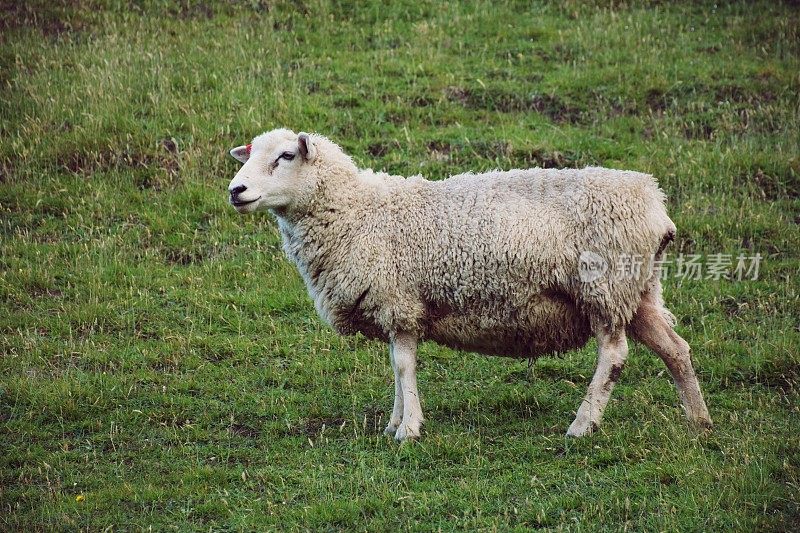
[229,144,251,164]
[297,132,317,162]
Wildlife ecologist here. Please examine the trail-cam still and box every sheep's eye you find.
[278,151,295,162]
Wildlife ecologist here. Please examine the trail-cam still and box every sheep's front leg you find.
[390,332,423,442]
[567,328,628,437]
[383,344,404,436]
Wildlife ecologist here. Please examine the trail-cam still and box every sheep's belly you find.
[423,294,592,358]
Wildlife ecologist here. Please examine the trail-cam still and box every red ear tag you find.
[245,144,252,155]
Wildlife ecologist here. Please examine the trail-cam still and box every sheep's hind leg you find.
[383,344,404,436]
[391,332,423,442]
[567,328,628,437]
[629,294,712,429]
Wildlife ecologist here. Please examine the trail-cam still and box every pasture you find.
[1,1,798,530]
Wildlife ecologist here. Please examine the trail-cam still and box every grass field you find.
[1,0,799,530]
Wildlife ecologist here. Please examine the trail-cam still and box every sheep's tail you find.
[656,228,675,257]
[648,217,677,327]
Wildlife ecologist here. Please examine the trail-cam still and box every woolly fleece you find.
[250,131,676,358]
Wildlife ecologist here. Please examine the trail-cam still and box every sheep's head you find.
[227,128,319,214]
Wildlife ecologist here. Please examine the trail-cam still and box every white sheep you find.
[227,128,712,441]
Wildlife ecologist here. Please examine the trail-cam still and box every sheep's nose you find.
[229,184,247,196]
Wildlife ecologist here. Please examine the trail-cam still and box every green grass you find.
[1,0,799,530]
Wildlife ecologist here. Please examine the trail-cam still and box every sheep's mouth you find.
[230,196,261,208]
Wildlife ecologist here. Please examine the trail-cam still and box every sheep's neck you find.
[276,170,374,225]
[272,172,374,299]
[274,206,359,316]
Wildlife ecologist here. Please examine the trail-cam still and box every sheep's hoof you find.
[690,417,714,432]
[383,421,400,436]
[566,419,598,438]
[394,422,421,442]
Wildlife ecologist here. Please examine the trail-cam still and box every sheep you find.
[227,128,713,441]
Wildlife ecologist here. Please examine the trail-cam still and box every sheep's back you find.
[397,167,673,337]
